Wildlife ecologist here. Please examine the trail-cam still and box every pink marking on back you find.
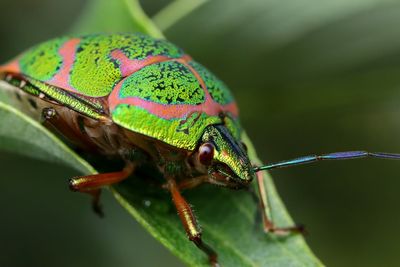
[109,83,238,119]
[44,44,191,96]
[177,58,212,101]
[47,38,81,93]
[0,59,21,74]
[110,50,181,77]
[108,61,239,120]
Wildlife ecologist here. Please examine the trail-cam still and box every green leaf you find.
[0,0,322,266]
[114,132,323,266]
[0,83,94,174]
[0,82,321,266]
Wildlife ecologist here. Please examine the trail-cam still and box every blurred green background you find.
[2,0,400,266]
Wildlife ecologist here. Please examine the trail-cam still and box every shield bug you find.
[1,33,400,266]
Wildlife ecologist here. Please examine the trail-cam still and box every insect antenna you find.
[253,151,400,172]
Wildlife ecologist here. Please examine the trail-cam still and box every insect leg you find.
[255,172,304,235]
[69,164,134,217]
[166,178,219,267]
[254,151,400,171]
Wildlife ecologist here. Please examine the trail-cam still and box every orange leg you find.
[255,172,304,235]
[176,173,302,236]
[69,164,134,217]
[166,178,219,266]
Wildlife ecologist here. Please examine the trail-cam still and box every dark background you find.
[2,0,400,266]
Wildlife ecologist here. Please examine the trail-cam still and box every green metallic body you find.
[0,33,248,180]
[0,33,240,153]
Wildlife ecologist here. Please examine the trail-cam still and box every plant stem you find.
[153,0,209,31]
[124,0,165,38]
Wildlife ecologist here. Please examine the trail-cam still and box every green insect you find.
[1,33,400,266]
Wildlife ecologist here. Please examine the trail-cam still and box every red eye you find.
[199,143,215,165]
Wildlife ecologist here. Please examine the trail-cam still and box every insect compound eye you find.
[199,142,215,166]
